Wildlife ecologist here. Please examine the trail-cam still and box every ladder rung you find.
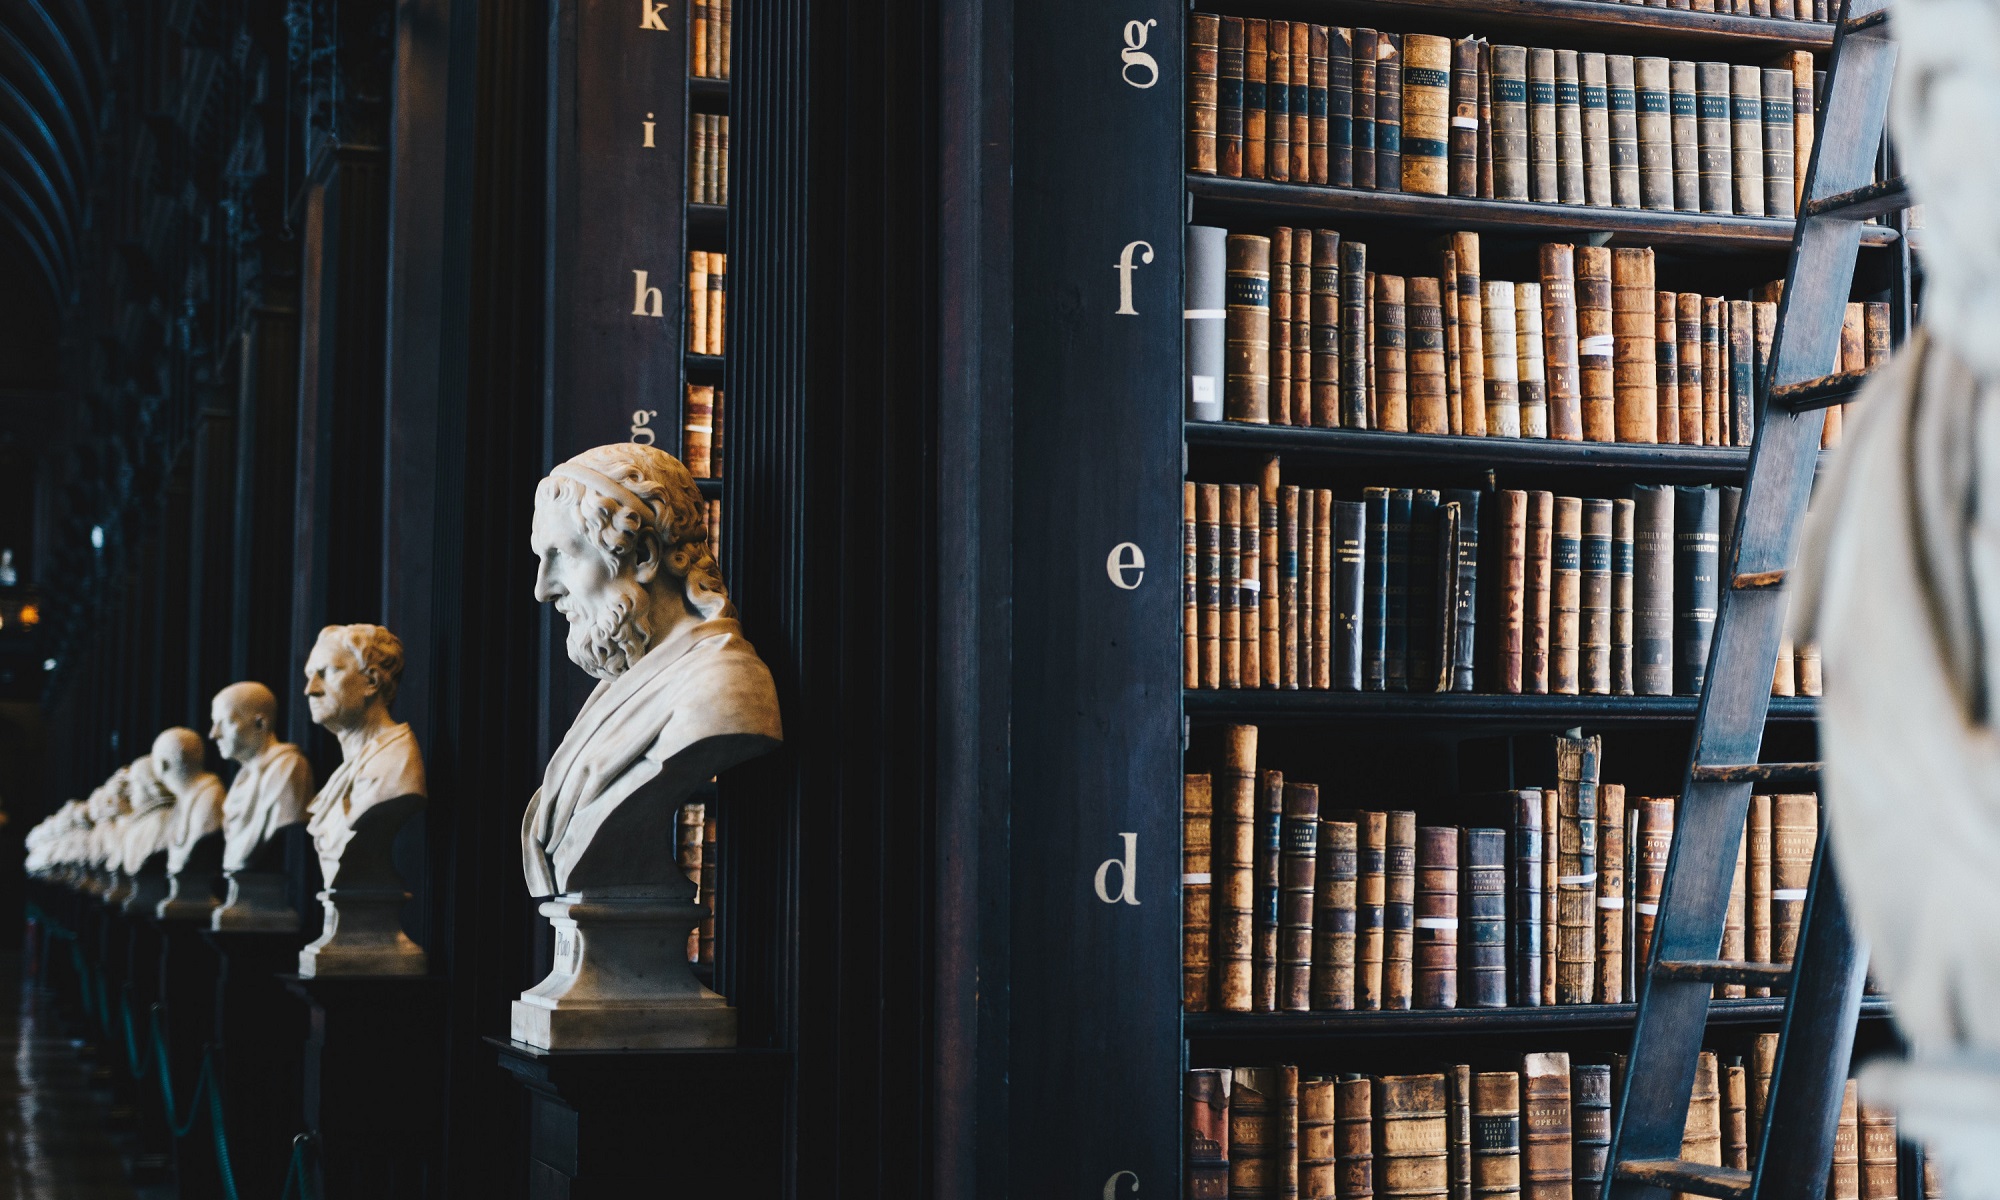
[1802,176,1910,222]
[1731,569,1785,590]
[1653,959,1794,987]
[1772,370,1870,412]
[1691,761,1822,785]
[1843,7,1889,33]
[1617,1160,1754,1200]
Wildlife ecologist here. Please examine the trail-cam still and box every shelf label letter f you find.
[1114,240,1154,315]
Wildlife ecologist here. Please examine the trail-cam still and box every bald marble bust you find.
[118,755,177,875]
[302,624,427,885]
[211,682,313,871]
[154,728,224,874]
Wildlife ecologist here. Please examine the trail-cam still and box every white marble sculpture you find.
[84,773,129,896]
[208,681,313,931]
[152,728,226,920]
[117,755,176,913]
[297,623,428,976]
[1793,5,2000,1194]
[513,443,781,1049]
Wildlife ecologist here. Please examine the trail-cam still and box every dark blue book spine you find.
[1408,490,1441,692]
[1385,488,1413,691]
[1334,500,1366,691]
[1364,487,1390,690]
[1442,488,1482,693]
[1673,485,1719,695]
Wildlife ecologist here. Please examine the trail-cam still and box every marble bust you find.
[513,443,781,1049]
[152,727,226,919]
[208,681,314,930]
[118,755,177,911]
[297,623,429,975]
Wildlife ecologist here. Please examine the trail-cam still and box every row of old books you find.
[1183,459,1829,696]
[1189,17,1818,220]
[1188,227,1889,444]
[690,251,727,356]
[690,115,731,206]
[1182,727,1822,1012]
[676,801,720,965]
[691,0,732,79]
[684,385,724,478]
[1183,1055,1929,1200]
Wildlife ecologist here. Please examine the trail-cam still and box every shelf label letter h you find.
[1094,833,1140,905]
[633,270,664,317]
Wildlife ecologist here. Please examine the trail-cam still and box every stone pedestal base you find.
[212,870,301,932]
[155,871,220,921]
[123,871,169,915]
[287,975,446,1198]
[102,872,132,906]
[298,885,426,977]
[511,895,735,1050]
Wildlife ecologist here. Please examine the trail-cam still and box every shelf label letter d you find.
[1094,833,1140,905]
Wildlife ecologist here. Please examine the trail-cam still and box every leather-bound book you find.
[1596,784,1626,1003]
[1498,491,1528,693]
[1771,793,1816,969]
[1309,27,1330,184]
[1720,819,1746,998]
[1864,301,1891,370]
[1570,1064,1611,1195]
[1749,1034,1777,1137]
[1409,278,1450,433]
[1335,501,1367,691]
[1575,247,1615,442]
[1723,1063,1749,1170]
[1670,61,1698,211]
[1283,485,1303,688]
[1676,293,1703,443]
[1634,796,1674,971]
[1632,485,1675,696]
[1185,487,1198,689]
[1189,1069,1233,1200]
[680,802,706,962]
[1841,301,1866,374]
[1796,643,1821,697]
[1673,486,1719,695]
[1255,768,1286,1010]
[1377,276,1410,432]
[1926,1158,1943,1200]
[1440,250,1463,431]
[1526,492,1554,693]
[1342,241,1371,428]
[1305,1079,1342,1200]
[1779,52,1812,209]
[1612,499,1635,694]
[1330,28,1355,186]
[1702,296,1725,446]
[1606,56,1639,208]
[1636,58,1674,210]
[1351,809,1389,1008]
[1376,1075,1450,1200]
[1272,230,1296,427]
[1555,732,1601,1004]
[1353,29,1379,189]
[1403,35,1452,195]
[1291,234,1314,428]
[1432,502,1459,694]
[1453,233,1486,436]
[1760,68,1796,219]
[1859,1104,1897,1200]
[1512,790,1546,1006]
[1314,231,1344,428]
[1267,22,1291,183]
[1450,38,1481,197]
[1385,810,1418,1009]
[1233,1066,1293,1200]
[1448,1065,1473,1200]
[1226,234,1273,423]
[1491,45,1530,201]
[1473,1072,1521,1200]
[1581,499,1613,695]
[1682,1052,1723,1197]
[1411,491,1442,691]
[1695,63,1732,214]
[1293,23,1314,185]
[1611,248,1658,443]
[1478,42,1494,199]
[1729,65,1765,216]
[1441,489,1482,693]
[1416,826,1460,1008]
[1316,490,1336,689]
[1542,787,1559,1005]
[1520,1053,1573,1200]
[688,252,711,354]
[1264,457,1283,684]
[1529,48,1557,202]
[1184,774,1215,1010]
[1654,291,1680,444]
[1484,282,1522,437]
[1186,225,1228,422]
[1199,484,1222,688]
[1552,496,1583,696]
[1314,818,1360,1009]
[1377,33,1403,191]
[1220,19,1246,176]
[1461,827,1508,1008]
[1242,484,1261,688]
[1540,246,1582,441]
[1554,51,1584,204]
[1282,782,1324,1010]
[1516,283,1548,438]
[1339,1076,1377,1200]
[1828,1082,1860,1200]
[1747,794,1772,996]
[1190,14,1221,174]
[1580,53,1611,207]
[683,383,715,479]
[1364,489,1390,690]
[1216,724,1259,1011]
[1386,490,1414,691]
[1223,486,1243,688]
[1246,21,1271,179]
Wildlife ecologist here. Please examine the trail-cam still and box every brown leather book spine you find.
[1676,292,1703,444]
[1440,249,1463,432]
[1310,27,1331,186]
[1305,1078,1342,1200]
[684,384,715,478]
[1681,1051,1723,1200]
[1315,489,1336,689]
[1771,793,1817,969]
[1376,275,1410,432]
[1339,1076,1377,1200]
[1216,725,1259,1011]
[1499,490,1528,693]
[1367,271,1378,425]
[1472,1071,1521,1200]
[1611,249,1658,443]
[1281,782,1323,1010]
[1190,14,1221,176]
[699,812,719,963]
[1542,787,1558,1005]
[1516,282,1547,437]
[1702,296,1724,446]
[1721,818,1746,998]
[1575,247,1614,441]
[1341,240,1370,428]
[1828,1081,1860,1200]
[1285,1068,1305,1200]
[1186,483,1200,689]
[1612,498,1634,695]
[1377,32,1404,193]
[1199,484,1222,688]
[1220,18,1246,177]
[1403,34,1453,196]
[1314,819,1360,1009]
[1245,21,1270,179]
[1294,232,1314,429]
[1282,485,1302,688]
[1189,1069,1233,1200]
[1864,302,1891,370]
[1478,41,1495,199]
[1555,732,1600,1004]
[1842,301,1866,373]
[1526,492,1555,694]
[1409,277,1450,433]
[1301,492,1318,687]
[1184,774,1215,1011]
[688,252,710,354]
[1748,793,1772,996]
[1540,246,1582,442]
[1450,38,1481,197]
[1926,1159,1943,1200]
[1353,29,1378,190]
[1520,1053,1573,1200]
[1596,784,1625,1003]
[1745,300,1774,446]
[1376,1074,1450,1200]
[1255,768,1285,1011]
[1263,458,1283,686]
[1723,1063,1749,1171]
[1634,796,1674,972]
[1385,810,1417,1010]
[1233,1066,1283,1200]
[1750,1034,1777,1137]
[1453,233,1486,436]
[1581,498,1612,695]
[1483,281,1522,437]
[1223,485,1243,688]
[1244,487,1264,689]
[1272,229,1296,426]
[1552,496,1582,696]
[1266,21,1291,182]
[1353,809,1388,1010]
[1292,22,1313,184]
[1796,642,1822,697]
[1313,231,1343,427]
[1449,1065,1473,1200]
[1654,291,1680,444]
[1414,825,1460,1009]
[1859,1104,1897,1200]
[1228,235,1274,423]
[681,802,705,962]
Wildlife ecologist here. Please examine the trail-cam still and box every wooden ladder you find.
[1604,2,1905,1199]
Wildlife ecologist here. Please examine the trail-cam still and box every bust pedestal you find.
[287,974,447,1197]
[510,893,735,1049]
[204,930,311,1199]
[124,856,170,915]
[157,831,225,921]
[299,795,426,977]
[213,870,302,931]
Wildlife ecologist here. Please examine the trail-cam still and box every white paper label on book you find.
[1182,872,1212,885]
[1637,902,1660,914]
[1771,888,1809,900]
[1580,335,1616,356]
[1453,116,1481,129]
[1597,897,1626,909]
[1415,917,1461,930]
[1560,873,1600,886]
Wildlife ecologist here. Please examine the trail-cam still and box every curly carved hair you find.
[535,444,732,621]
[314,623,407,707]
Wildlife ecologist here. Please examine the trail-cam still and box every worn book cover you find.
[1280,781,1322,1010]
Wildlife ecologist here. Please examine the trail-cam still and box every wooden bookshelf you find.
[1230,0,1838,53]
[1185,691,1820,726]
[1185,996,1893,1041]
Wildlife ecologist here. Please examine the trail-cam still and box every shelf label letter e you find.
[1114,240,1154,315]
[1120,20,1160,88]
[1105,542,1145,590]
[640,0,668,30]
[1094,833,1140,905]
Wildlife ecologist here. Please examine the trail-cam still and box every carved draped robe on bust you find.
[222,741,313,871]
[307,722,426,884]
[522,616,782,898]
[120,792,176,875]
[163,774,226,873]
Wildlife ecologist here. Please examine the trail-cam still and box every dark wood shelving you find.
[1188,176,1899,252]
[687,353,725,373]
[688,202,727,239]
[1185,996,1892,1041]
[689,76,730,103]
[1185,690,1819,726]
[1214,0,1836,54]
[696,477,721,498]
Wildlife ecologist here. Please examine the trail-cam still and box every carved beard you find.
[562,576,655,680]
